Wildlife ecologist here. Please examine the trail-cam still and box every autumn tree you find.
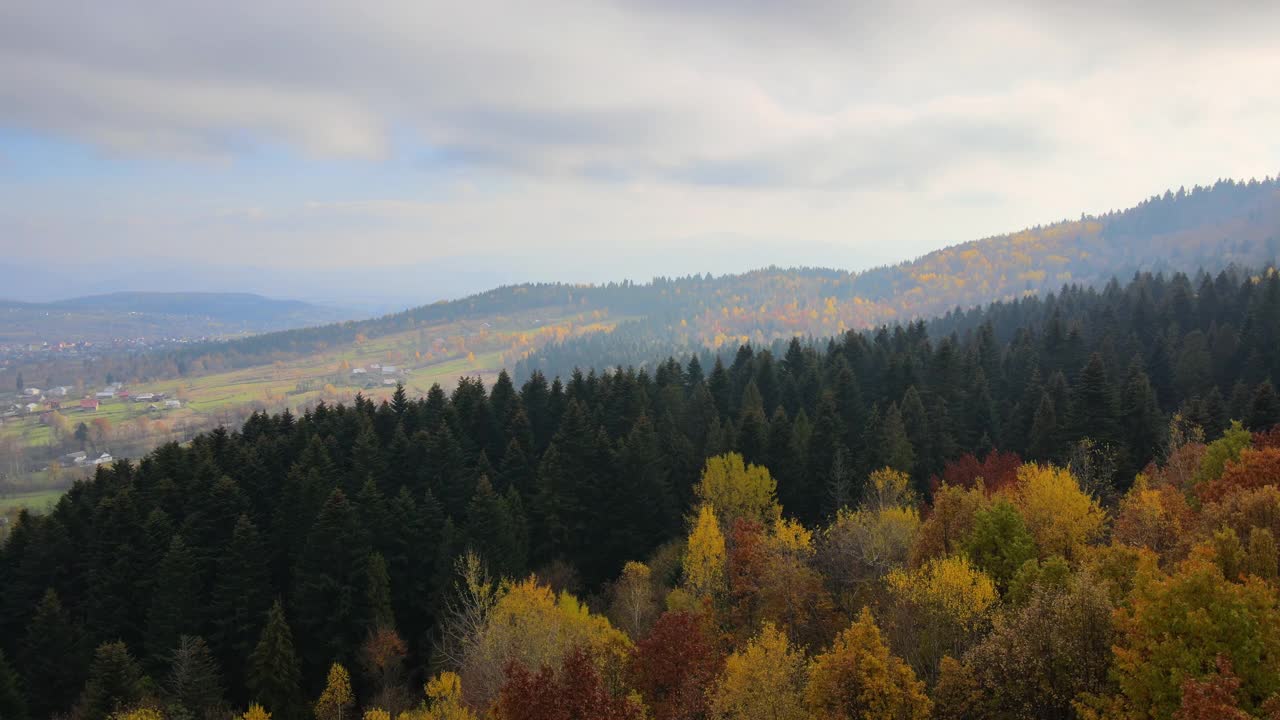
[804,608,931,720]
[1108,556,1280,718]
[1007,463,1106,560]
[709,622,808,720]
[494,646,643,720]
[630,611,720,720]
[313,664,354,720]
[608,561,659,640]
[886,555,998,683]
[684,505,728,600]
[694,453,782,529]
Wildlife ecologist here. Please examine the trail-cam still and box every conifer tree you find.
[208,515,270,702]
[291,489,371,675]
[164,635,226,720]
[19,589,85,719]
[878,402,916,477]
[77,641,147,720]
[1027,392,1059,463]
[1073,353,1120,448]
[247,601,302,720]
[0,649,28,720]
[146,535,201,665]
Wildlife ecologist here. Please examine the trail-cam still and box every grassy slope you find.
[1,307,626,509]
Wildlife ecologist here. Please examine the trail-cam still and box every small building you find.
[44,400,61,410]
[164,399,181,409]
[22,387,42,397]
[382,365,397,374]
[62,451,87,464]
[92,452,114,466]
[49,386,70,397]
[133,393,156,403]
[382,378,397,386]
[369,363,381,370]
[80,398,100,411]
[95,390,115,400]
[351,367,368,375]
[24,402,40,413]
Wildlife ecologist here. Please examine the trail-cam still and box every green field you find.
[2,307,627,489]
[0,489,64,513]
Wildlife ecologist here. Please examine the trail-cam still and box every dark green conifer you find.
[77,641,147,720]
[247,601,303,720]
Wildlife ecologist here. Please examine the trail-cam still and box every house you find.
[382,378,397,386]
[23,402,40,413]
[62,451,87,464]
[351,367,368,375]
[22,387,41,397]
[80,398,100,411]
[164,399,181,409]
[49,386,70,397]
[95,390,115,400]
[133,393,156,403]
[44,400,61,410]
[382,365,397,374]
[369,363,381,370]
[92,452,114,466]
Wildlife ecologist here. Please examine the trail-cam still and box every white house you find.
[22,387,41,397]
[351,367,368,375]
[382,365,397,374]
[164,399,182,409]
[24,402,40,413]
[95,390,115,400]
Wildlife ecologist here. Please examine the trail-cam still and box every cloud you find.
[0,0,1278,283]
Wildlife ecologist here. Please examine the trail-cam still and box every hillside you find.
[0,292,357,344]
[9,177,1274,389]
[5,263,1280,719]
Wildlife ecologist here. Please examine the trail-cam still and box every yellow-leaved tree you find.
[459,577,631,708]
[1007,463,1106,560]
[314,663,354,720]
[695,453,782,529]
[710,622,809,720]
[886,555,998,683]
[804,608,931,720]
[242,704,271,720]
[685,504,728,599]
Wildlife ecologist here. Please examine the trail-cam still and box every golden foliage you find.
[1007,463,1107,560]
[695,453,782,529]
[685,505,728,599]
[804,608,931,720]
[710,623,809,720]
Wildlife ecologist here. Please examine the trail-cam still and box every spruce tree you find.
[1027,392,1059,463]
[1072,353,1120,448]
[77,641,147,720]
[164,635,226,720]
[878,403,915,477]
[0,649,28,720]
[208,515,270,703]
[365,553,396,630]
[1119,357,1164,472]
[146,535,201,665]
[19,589,86,719]
[291,489,371,675]
[1249,380,1280,431]
[247,601,303,720]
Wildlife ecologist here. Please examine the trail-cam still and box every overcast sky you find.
[2,1,1279,302]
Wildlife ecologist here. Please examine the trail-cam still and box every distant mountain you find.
[0,292,360,343]
[9,177,1279,378]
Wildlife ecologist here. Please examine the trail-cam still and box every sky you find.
[2,1,1279,306]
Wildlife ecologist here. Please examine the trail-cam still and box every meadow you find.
[0,307,625,511]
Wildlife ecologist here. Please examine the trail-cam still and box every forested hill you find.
[4,265,1280,719]
[64,177,1280,383]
